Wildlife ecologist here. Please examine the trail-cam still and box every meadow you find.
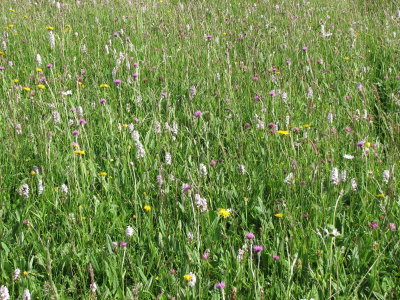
[0,0,399,299]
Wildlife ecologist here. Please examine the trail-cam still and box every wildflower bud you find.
[330,168,339,185]
[90,282,97,293]
[199,163,207,176]
[125,226,134,237]
[13,268,21,280]
[22,289,31,300]
[383,170,390,184]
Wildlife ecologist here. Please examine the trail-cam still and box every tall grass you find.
[0,0,399,299]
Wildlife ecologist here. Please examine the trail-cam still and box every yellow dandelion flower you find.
[376,193,385,197]
[37,84,46,89]
[144,205,151,212]
[36,67,43,72]
[99,84,109,88]
[23,87,31,92]
[302,124,311,128]
[13,79,19,83]
[30,171,36,176]
[9,9,16,12]
[277,130,289,135]
[23,271,28,276]
[183,274,193,281]
[274,213,284,218]
[46,26,54,31]
[98,172,107,176]
[0,51,4,55]
[343,57,350,61]
[218,208,231,218]
[74,150,85,155]
[365,142,371,147]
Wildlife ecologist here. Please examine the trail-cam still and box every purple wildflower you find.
[356,141,365,147]
[215,282,226,289]
[268,122,277,129]
[245,232,255,240]
[202,249,210,260]
[370,222,378,229]
[182,183,192,193]
[253,245,263,253]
